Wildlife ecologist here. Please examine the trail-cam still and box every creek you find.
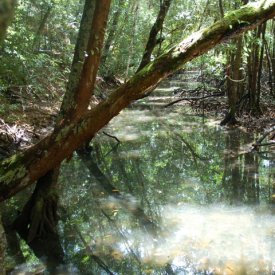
[3,75,275,274]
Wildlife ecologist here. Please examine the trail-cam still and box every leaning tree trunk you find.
[1,0,275,202]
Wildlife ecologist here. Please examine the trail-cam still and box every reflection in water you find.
[4,81,275,274]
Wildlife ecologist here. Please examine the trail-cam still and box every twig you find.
[253,142,275,147]
[252,126,275,151]
[103,131,121,143]
[256,126,275,144]
[164,92,224,108]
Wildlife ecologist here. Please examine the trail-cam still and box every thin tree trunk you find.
[136,0,172,72]
[264,39,274,95]
[256,22,266,107]
[32,5,52,51]
[218,0,224,18]
[272,19,275,96]
[247,25,262,114]
[125,2,138,79]
[101,0,124,68]
[1,0,275,201]
[197,0,210,30]
[0,0,17,45]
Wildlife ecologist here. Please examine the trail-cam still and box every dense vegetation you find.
[0,0,275,274]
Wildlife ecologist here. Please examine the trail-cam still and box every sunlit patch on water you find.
[156,205,275,273]
[92,202,275,274]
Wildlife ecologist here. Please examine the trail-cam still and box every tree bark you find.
[59,0,111,122]
[136,0,172,72]
[1,0,275,202]
[0,212,6,275]
[247,25,263,115]
[256,22,266,107]
[218,0,224,18]
[221,36,244,126]
[0,0,16,45]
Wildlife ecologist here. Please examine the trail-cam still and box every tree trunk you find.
[101,0,124,68]
[247,24,264,115]
[58,0,96,122]
[264,37,274,95]
[59,0,111,122]
[0,212,6,275]
[0,0,16,45]
[221,36,244,126]
[32,5,52,51]
[136,0,172,72]
[1,0,275,202]
[272,19,275,96]
[125,2,138,79]
[256,22,266,107]
[11,0,110,262]
[218,0,224,18]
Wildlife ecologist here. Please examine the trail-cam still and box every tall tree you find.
[221,36,245,125]
[101,0,124,68]
[0,0,275,203]
[247,23,267,114]
[137,0,172,71]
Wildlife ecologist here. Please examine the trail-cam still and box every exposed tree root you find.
[12,169,64,272]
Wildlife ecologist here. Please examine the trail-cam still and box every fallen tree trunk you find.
[1,0,275,201]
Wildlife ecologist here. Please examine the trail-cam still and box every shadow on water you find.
[2,79,275,274]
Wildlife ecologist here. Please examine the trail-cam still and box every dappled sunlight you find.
[92,202,275,273]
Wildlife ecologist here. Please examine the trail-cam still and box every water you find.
[3,77,275,274]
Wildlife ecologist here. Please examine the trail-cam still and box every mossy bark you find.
[0,0,275,201]
[137,0,172,72]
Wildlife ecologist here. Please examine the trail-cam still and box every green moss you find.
[0,165,27,185]
[55,126,71,143]
[3,153,22,167]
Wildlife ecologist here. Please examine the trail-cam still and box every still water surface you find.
[6,80,275,274]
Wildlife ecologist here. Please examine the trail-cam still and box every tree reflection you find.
[3,108,275,273]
